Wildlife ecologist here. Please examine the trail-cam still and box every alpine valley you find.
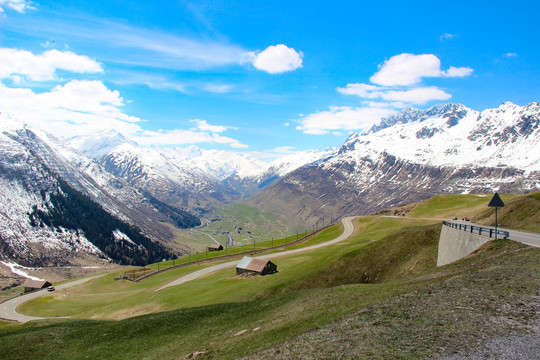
[1,101,539,287]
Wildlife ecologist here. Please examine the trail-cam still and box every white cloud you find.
[442,66,473,78]
[0,80,141,137]
[337,83,381,98]
[4,15,247,71]
[440,33,455,41]
[504,52,517,58]
[296,106,397,135]
[0,80,246,148]
[370,53,472,86]
[111,72,234,94]
[300,53,472,135]
[134,129,247,148]
[381,87,451,104]
[202,83,234,93]
[247,44,303,74]
[273,146,295,154]
[0,0,34,13]
[0,48,103,81]
[338,83,451,105]
[191,119,232,133]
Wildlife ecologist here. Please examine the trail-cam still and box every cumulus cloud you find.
[370,53,472,86]
[1,80,246,148]
[0,48,103,81]
[504,52,517,58]
[298,53,472,135]
[246,44,303,74]
[191,119,232,133]
[0,80,139,134]
[0,0,34,13]
[442,66,474,78]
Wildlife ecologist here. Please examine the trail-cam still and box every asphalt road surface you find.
[0,275,102,323]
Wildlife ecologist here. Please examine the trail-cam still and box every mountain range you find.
[248,102,540,224]
[0,101,539,276]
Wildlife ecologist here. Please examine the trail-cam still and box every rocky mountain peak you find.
[366,103,468,134]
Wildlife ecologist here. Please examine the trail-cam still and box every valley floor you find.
[0,193,539,359]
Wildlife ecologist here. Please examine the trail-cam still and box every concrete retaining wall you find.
[437,224,492,266]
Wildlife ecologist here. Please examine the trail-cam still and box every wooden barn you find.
[23,280,52,293]
[236,256,277,276]
[208,243,224,251]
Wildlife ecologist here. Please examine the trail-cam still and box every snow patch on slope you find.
[335,102,540,172]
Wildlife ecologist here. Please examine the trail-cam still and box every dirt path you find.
[0,275,102,323]
[155,216,357,292]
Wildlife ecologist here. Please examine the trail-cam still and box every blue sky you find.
[1,0,538,158]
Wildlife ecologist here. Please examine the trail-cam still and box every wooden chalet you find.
[236,256,277,276]
[208,243,224,251]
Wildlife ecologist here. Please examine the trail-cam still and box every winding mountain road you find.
[0,275,102,323]
[0,218,357,322]
[155,216,357,292]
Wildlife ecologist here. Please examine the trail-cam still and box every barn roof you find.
[24,280,50,289]
[236,256,272,272]
[208,243,223,249]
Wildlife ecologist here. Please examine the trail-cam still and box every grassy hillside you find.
[474,191,540,232]
[295,223,441,289]
[0,192,538,359]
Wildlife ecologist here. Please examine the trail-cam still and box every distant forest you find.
[29,178,173,266]
[142,191,201,228]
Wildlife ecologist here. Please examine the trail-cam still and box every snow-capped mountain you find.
[66,131,333,207]
[249,102,540,224]
[352,102,540,170]
[3,101,537,274]
[0,118,194,270]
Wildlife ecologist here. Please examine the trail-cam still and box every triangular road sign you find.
[488,192,505,207]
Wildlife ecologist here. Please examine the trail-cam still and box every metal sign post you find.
[488,193,505,240]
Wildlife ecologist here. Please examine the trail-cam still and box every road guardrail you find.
[442,221,509,239]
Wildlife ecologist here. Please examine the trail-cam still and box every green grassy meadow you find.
[1,192,538,359]
[171,203,310,252]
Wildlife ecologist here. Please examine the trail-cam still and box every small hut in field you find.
[208,243,224,251]
[23,280,52,293]
[236,256,277,276]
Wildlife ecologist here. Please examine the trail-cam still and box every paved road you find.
[0,275,102,323]
[156,216,357,292]
[452,220,540,248]
[504,228,540,248]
